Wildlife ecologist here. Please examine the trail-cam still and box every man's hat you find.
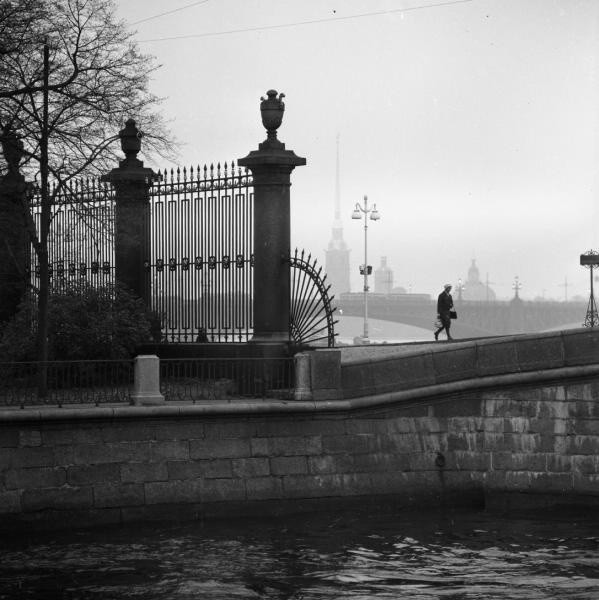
[444,283,452,289]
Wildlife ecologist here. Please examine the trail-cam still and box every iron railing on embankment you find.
[0,357,295,408]
[160,358,294,402]
[0,360,134,408]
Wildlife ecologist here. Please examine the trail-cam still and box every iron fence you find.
[29,178,116,292]
[147,163,254,342]
[0,359,133,408]
[160,357,294,402]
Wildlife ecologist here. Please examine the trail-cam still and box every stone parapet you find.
[337,328,599,399]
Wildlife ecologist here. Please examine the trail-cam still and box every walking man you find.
[434,283,454,341]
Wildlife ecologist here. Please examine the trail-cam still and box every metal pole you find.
[591,266,595,327]
[363,195,369,341]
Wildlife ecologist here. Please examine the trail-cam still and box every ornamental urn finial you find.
[119,118,143,166]
[260,90,285,147]
[0,126,24,175]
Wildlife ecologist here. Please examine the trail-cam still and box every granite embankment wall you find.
[2,328,599,530]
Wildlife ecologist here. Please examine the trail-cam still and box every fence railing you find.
[160,357,294,402]
[0,360,134,408]
[0,357,296,408]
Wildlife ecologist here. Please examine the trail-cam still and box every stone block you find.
[502,417,529,434]
[0,428,18,448]
[153,422,204,441]
[378,433,420,454]
[341,473,374,495]
[41,429,76,446]
[250,438,269,457]
[21,485,93,511]
[151,441,189,461]
[476,339,519,376]
[369,471,411,493]
[571,420,599,436]
[386,418,417,434]
[266,435,322,457]
[282,474,343,498]
[245,476,284,500]
[102,424,155,443]
[453,451,490,471]
[308,454,354,475]
[256,418,346,437]
[572,472,599,493]
[529,471,572,493]
[145,479,202,505]
[432,345,477,384]
[269,456,307,476]
[420,433,449,453]
[232,457,270,478]
[310,349,342,400]
[341,361,376,399]
[353,452,410,473]
[503,433,542,453]
[121,462,168,483]
[5,467,66,490]
[0,490,20,513]
[515,333,565,371]
[433,397,482,418]
[18,430,41,447]
[415,417,446,434]
[94,483,144,508]
[344,418,387,435]
[547,454,572,473]
[566,386,596,404]
[527,418,557,435]
[200,478,246,502]
[492,452,546,472]
[567,435,599,455]
[447,433,481,452]
[205,421,255,439]
[562,328,599,366]
[189,438,251,459]
[570,455,598,475]
[10,447,55,469]
[321,434,374,455]
[55,442,152,466]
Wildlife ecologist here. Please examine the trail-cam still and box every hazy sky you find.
[115,0,599,301]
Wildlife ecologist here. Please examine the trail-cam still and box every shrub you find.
[0,282,160,361]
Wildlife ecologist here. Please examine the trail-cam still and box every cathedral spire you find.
[325,134,350,295]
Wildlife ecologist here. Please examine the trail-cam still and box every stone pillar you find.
[238,90,306,341]
[132,354,165,405]
[0,128,30,323]
[101,119,158,304]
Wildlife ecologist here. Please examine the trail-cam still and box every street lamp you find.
[456,278,465,302]
[351,195,380,343]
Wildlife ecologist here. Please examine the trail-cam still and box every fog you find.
[116,0,599,301]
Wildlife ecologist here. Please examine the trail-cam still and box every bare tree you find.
[0,0,174,389]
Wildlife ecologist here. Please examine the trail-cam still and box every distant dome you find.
[462,259,496,301]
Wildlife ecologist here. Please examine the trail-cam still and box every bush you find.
[0,282,161,361]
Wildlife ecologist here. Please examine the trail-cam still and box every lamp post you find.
[512,275,522,299]
[351,195,380,343]
[456,278,465,302]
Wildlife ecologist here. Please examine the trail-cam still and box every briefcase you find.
[450,310,457,319]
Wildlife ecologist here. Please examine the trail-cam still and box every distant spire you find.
[328,134,346,250]
[334,133,341,225]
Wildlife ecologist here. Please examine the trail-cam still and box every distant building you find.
[374,256,393,294]
[461,259,496,301]
[324,136,350,297]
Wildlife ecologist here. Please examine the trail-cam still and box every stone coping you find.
[1,363,598,423]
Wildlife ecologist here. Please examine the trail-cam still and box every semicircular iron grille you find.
[289,249,338,347]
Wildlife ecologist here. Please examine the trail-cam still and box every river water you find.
[2,507,599,599]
